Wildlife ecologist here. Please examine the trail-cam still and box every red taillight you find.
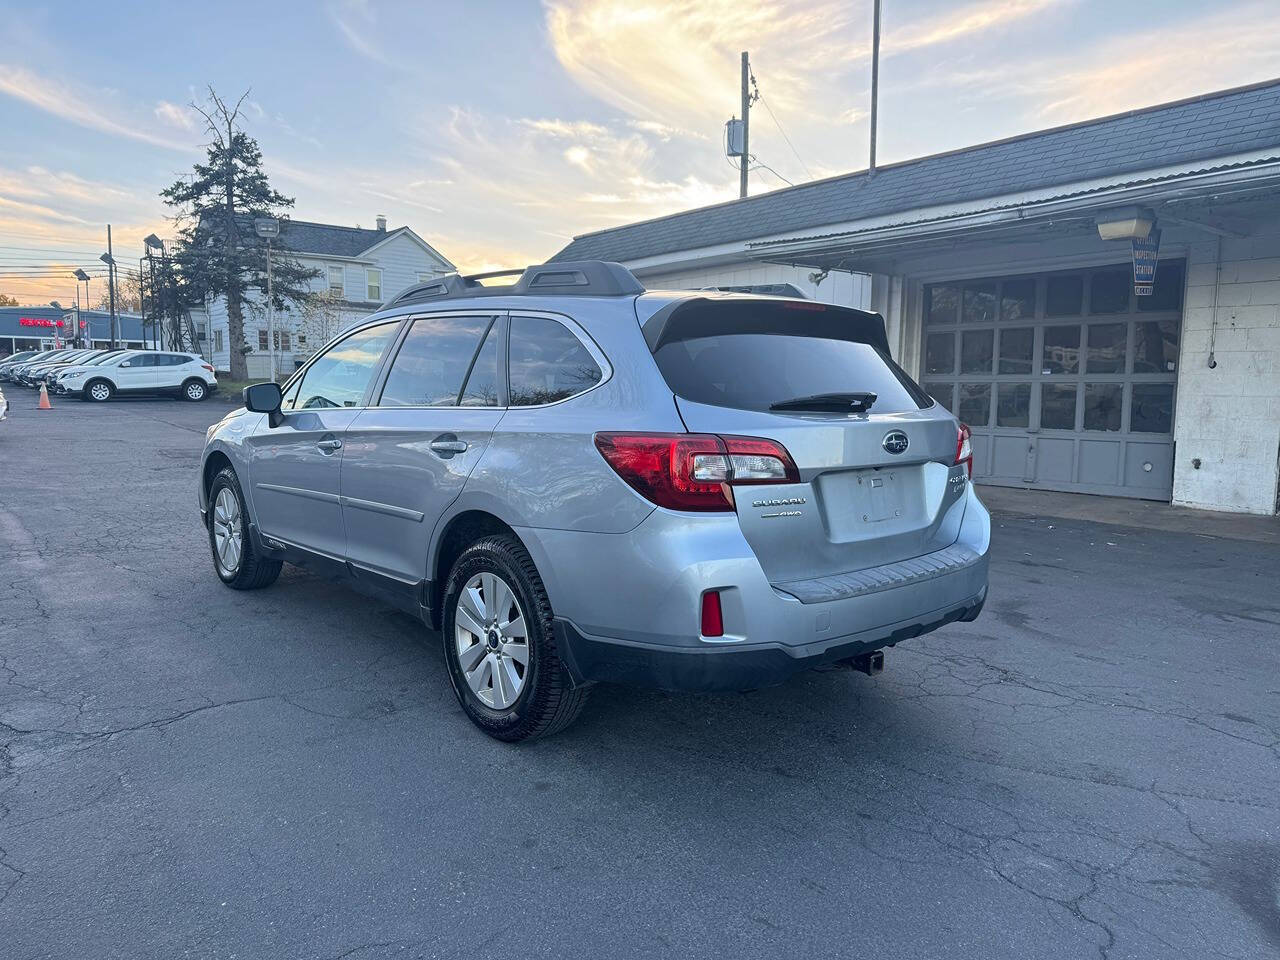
[955,423,973,477]
[700,591,724,637]
[594,433,799,512]
[202,364,215,373]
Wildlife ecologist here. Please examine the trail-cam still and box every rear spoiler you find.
[642,296,891,357]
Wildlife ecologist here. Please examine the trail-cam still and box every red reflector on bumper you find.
[701,591,724,637]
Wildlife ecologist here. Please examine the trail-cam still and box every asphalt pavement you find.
[1,392,1278,959]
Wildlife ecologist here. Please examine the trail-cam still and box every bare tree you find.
[295,288,347,357]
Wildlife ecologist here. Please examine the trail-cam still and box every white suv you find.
[56,350,218,402]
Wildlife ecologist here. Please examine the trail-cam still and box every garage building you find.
[551,80,1280,516]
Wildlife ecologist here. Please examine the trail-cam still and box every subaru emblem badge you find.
[882,430,909,455]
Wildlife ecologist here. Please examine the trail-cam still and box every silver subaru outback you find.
[198,261,989,741]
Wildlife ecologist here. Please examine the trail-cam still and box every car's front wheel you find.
[84,379,113,402]
[442,535,588,742]
[207,467,282,590]
[182,378,209,402]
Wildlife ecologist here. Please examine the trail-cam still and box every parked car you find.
[27,350,110,386]
[198,261,990,741]
[14,350,98,386]
[49,350,130,393]
[0,350,44,380]
[0,383,7,423]
[58,350,218,401]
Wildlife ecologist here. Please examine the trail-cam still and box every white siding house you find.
[195,216,454,378]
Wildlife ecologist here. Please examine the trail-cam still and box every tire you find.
[442,535,588,742]
[207,466,282,590]
[84,379,113,402]
[182,378,208,402]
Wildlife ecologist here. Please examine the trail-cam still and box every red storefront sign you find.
[19,317,65,328]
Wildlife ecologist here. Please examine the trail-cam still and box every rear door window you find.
[508,316,602,406]
[378,315,498,407]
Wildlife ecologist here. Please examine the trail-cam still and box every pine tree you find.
[162,88,319,380]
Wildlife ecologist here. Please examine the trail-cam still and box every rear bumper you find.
[519,482,991,693]
[554,585,986,692]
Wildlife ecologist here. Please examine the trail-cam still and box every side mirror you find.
[243,382,284,427]
[120,360,132,367]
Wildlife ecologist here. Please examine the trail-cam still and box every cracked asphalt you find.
[1,395,1278,960]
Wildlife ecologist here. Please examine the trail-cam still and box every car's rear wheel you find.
[207,467,282,589]
[442,535,588,742]
[182,378,208,402]
[84,379,112,402]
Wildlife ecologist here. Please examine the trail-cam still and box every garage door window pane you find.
[1042,325,1080,374]
[1040,383,1077,430]
[1134,319,1178,373]
[1130,383,1174,433]
[926,286,959,325]
[1046,275,1084,316]
[998,327,1034,374]
[960,329,994,373]
[962,282,997,323]
[1001,278,1035,321]
[958,384,991,426]
[997,383,1030,427]
[925,332,955,374]
[1083,383,1122,431]
[924,382,954,412]
[1086,323,1127,373]
[1137,260,1183,312]
[1089,269,1130,314]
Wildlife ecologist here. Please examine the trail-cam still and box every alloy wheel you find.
[186,382,205,400]
[89,383,110,401]
[454,571,529,710]
[212,487,243,576]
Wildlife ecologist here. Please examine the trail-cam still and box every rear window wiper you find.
[769,391,877,413]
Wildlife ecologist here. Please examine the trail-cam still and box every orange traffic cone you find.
[37,383,53,410]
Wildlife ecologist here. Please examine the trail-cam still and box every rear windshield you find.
[654,333,932,413]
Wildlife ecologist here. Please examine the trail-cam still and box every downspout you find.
[1207,236,1222,369]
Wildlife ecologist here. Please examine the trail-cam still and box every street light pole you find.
[74,268,92,348]
[266,238,276,381]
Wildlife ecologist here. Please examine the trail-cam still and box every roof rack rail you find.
[384,260,645,308]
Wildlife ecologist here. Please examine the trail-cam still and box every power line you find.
[748,63,813,181]
[749,160,794,187]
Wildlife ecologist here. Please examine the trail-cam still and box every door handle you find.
[316,438,343,453]
[430,434,468,458]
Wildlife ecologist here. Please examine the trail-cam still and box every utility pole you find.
[106,225,118,349]
[739,50,751,199]
[869,0,881,173]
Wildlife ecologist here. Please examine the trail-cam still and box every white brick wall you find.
[1173,232,1280,515]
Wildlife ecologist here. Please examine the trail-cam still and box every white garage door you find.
[921,261,1183,501]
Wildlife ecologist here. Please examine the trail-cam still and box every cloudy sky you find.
[2,0,1278,303]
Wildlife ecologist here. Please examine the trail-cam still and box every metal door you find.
[920,262,1182,500]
